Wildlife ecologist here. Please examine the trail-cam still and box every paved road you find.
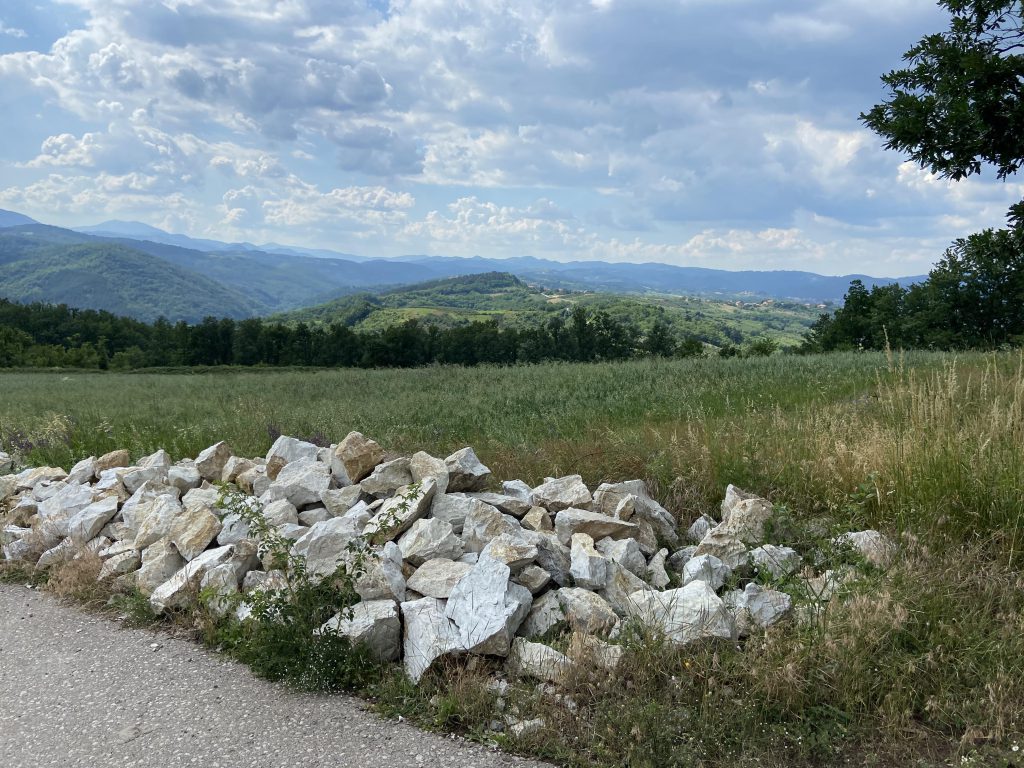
[0,584,550,768]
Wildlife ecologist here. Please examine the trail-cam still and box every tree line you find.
[0,300,717,370]
[800,227,1024,352]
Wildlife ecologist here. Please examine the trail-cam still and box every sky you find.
[1,1,1021,277]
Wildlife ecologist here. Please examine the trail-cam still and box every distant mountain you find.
[0,227,258,322]
[0,209,38,228]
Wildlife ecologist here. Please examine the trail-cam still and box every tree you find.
[862,1,1024,222]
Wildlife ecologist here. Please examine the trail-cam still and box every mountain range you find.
[0,208,929,323]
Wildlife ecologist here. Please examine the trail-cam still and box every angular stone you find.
[360,458,414,498]
[198,563,241,618]
[320,485,363,517]
[728,582,793,634]
[647,548,672,589]
[98,547,141,580]
[335,432,385,483]
[595,537,646,578]
[410,451,449,495]
[140,449,172,470]
[516,590,565,638]
[290,516,364,579]
[398,517,463,565]
[502,480,533,503]
[36,482,94,531]
[216,513,251,547]
[320,599,401,662]
[169,504,222,561]
[431,493,495,535]
[519,530,572,586]
[194,441,234,482]
[481,533,538,574]
[262,499,299,528]
[460,500,519,553]
[36,538,77,570]
[14,466,67,493]
[401,597,462,683]
[407,558,473,599]
[469,492,532,518]
[593,480,679,546]
[533,475,592,512]
[133,494,184,550]
[835,530,896,568]
[686,514,716,543]
[569,533,609,589]
[627,581,734,646]
[749,544,802,579]
[67,456,97,485]
[149,544,238,612]
[507,638,572,683]
[262,458,331,508]
[720,484,760,522]
[598,562,651,616]
[557,588,618,636]
[67,495,119,545]
[0,475,16,504]
[681,553,731,590]
[693,534,749,570]
[354,542,406,602]
[445,553,532,656]
[221,456,255,484]
[667,546,697,572]
[707,495,773,545]
[521,506,553,532]
[266,435,321,467]
[363,479,437,543]
[94,449,130,474]
[123,466,169,496]
[515,564,551,595]
[297,507,329,526]
[554,508,638,546]
[136,539,186,596]
[167,464,202,493]
[235,464,267,496]
[444,447,491,492]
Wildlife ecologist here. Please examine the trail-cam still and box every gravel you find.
[0,583,550,768]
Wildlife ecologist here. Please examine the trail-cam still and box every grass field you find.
[3,351,1023,766]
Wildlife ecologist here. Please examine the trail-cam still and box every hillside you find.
[0,231,258,323]
[277,272,822,347]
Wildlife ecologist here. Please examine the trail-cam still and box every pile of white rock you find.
[0,439,893,684]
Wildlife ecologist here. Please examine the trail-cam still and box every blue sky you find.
[1,0,1020,276]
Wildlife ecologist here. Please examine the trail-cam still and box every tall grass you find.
[3,350,1023,765]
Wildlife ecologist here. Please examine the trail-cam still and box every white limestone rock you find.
[460,500,520,553]
[398,517,464,565]
[319,599,401,662]
[519,530,572,586]
[432,493,495,535]
[567,632,623,673]
[686,514,716,543]
[626,581,734,646]
[646,548,672,589]
[469,492,532,518]
[200,563,241,618]
[67,456,97,485]
[481,532,538,574]
[515,564,552,595]
[569,532,609,590]
[15,466,68,491]
[66,495,119,545]
[749,544,802,579]
[595,537,646,578]
[521,506,553,533]
[98,547,141,580]
[320,485,363,517]
[720,484,760,522]
[727,582,793,634]
[133,494,184,550]
[149,544,238,613]
[363,479,437,542]
[507,638,572,683]
[216,514,251,546]
[554,508,638,546]
[290,516,364,579]
[835,530,896,568]
[262,458,331,509]
[598,561,651,616]
[334,432,385,483]
[406,558,473,599]
[533,475,592,512]
[409,451,449,495]
[667,546,697,572]
[194,441,234,482]
[136,540,187,596]
[445,553,532,656]
[298,507,331,526]
[444,447,491,492]
[557,587,618,636]
[516,590,566,638]
[168,503,222,561]
[707,495,774,545]
[593,480,679,545]
[681,553,732,590]
[354,542,407,602]
[401,597,463,683]
[167,465,202,493]
[266,436,321,467]
[94,450,130,475]
[262,499,299,528]
[360,458,414,498]
[36,538,77,570]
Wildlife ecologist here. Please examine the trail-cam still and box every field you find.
[2,351,1023,766]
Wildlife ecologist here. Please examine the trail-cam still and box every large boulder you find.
[133,494,184,550]
[431,493,493,534]
[66,496,120,545]
[320,599,401,662]
[194,442,234,483]
[444,447,491,492]
[409,451,449,495]
[468,492,532,518]
[445,553,532,656]
[593,480,679,546]
[626,581,734,646]
[401,597,462,683]
[749,544,802,579]
[554,508,638,546]
[149,544,241,612]
[598,562,651,616]
[94,449,130,475]
[481,533,538,574]
[681,553,732,590]
[507,638,572,683]
[569,533,609,589]
[136,540,187,596]
[397,518,463,565]
[168,503,223,561]
[334,432,385,483]
[595,537,646,578]
[262,458,331,509]
[556,588,618,636]
[320,486,363,517]
[533,475,592,512]
[406,558,473,599]
[460,500,520,553]
[290,516,364,579]
[517,590,566,638]
[67,456,97,485]
[727,582,793,633]
[361,458,414,498]
[362,479,437,542]
[266,436,321,467]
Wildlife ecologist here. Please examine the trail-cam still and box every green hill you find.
[276,271,822,348]
[0,232,259,323]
